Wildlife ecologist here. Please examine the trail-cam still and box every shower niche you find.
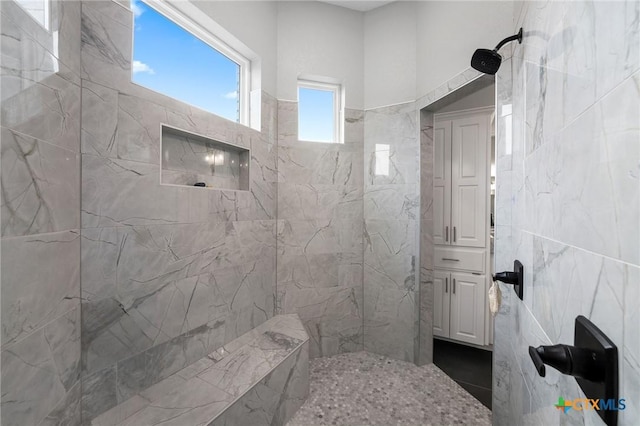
[161,125,250,191]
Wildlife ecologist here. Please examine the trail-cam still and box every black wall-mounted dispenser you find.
[529,316,619,426]
[493,260,524,300]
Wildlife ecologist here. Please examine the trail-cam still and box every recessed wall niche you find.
[161,125,250,191]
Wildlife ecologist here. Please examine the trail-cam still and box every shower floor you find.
[286,351,491,426]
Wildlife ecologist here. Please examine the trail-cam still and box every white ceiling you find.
[320,1,396,12]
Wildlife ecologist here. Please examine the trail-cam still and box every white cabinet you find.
[449,272,486,345]
[433,120,451,246]
[434,246,485,273]
[433,107,492,347]
[433,110,489,248]
[433,270,450,338]
[433,270,486,346]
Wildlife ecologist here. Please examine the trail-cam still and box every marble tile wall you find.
[418,108,434,366]
[78,1,278,422]
[365,71,489,365]
[89,314,309,426]
[276,101,364,358]
[7,1,635,424]
[211,342,309,426]
[415,70,490,366]
[161,128,250,191]
[363,102,420,362]
[493,1,639,425]
[1,0,82,425]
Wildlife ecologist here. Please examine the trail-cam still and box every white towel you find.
[489,279,502,316]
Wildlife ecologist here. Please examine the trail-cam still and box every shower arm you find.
[493,28,523,52]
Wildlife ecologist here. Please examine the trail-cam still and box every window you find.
[14,0,49,29]
[131,0,251,124]
[374,144,390,176]
[298,79,343,143]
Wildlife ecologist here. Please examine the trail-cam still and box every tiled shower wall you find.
[416,68,493,367]
[276,101,365,358]
[276,100,427,365]
[1,1,82,425]
[78,0,278,422]
[363,103,420,362]
[493,1,639,425]
[0,0,460,423]
[419,108,434,366]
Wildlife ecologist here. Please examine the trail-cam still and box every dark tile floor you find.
[433,338,493,409]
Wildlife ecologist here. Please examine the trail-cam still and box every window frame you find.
[133,0,252,125]
[14,0,50,30]
[297,79,344,144]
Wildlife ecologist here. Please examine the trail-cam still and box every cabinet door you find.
[432,270,450,338]
[449,272,485,345]
[433,120,452,245]
[450,114,488,247]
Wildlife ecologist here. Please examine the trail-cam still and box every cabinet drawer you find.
[434,247,485,273]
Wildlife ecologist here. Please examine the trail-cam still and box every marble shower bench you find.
[91,315,310,426]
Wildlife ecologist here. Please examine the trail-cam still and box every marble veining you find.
[77,2,279,424]
[418,108,434,366]
[1,2,82,153]
[211,346,309,426]
[41,381,82,426]
[1,230,80,347]
[80,221,275,375]
[1,128,80,237]
[90,315,309,426]
[1,1,82,425]
[80,0,132,92]
[1,307,81,426]
[3,2,635,426]
[1,0,81,76]
[493,1,640,424]
[362,101,421,364]
[276,101,364,359]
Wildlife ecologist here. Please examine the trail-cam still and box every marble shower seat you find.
[91,315,310,426]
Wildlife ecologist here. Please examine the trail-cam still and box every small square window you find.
[374,144,390,176]
[298,80,343,143]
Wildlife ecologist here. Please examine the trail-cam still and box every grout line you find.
[553,69,640,138]
[0,228,80,242]
[0,304,79,353]
[521,69,640,162]
[0,125,81,156]
[521,230,640,268]
[363,99,416,112]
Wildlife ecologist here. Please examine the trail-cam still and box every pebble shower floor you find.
[287,351,491,426]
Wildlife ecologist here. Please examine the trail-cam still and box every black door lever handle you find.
[528,343,605,382]
[528,317,619,426]
[529,346,546,377]
[492,260,524,300]
[493,271,518,285]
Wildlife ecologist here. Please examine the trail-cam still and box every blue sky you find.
[131,0,240,122]
[132,0,337,141]
[298,87,335,142]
